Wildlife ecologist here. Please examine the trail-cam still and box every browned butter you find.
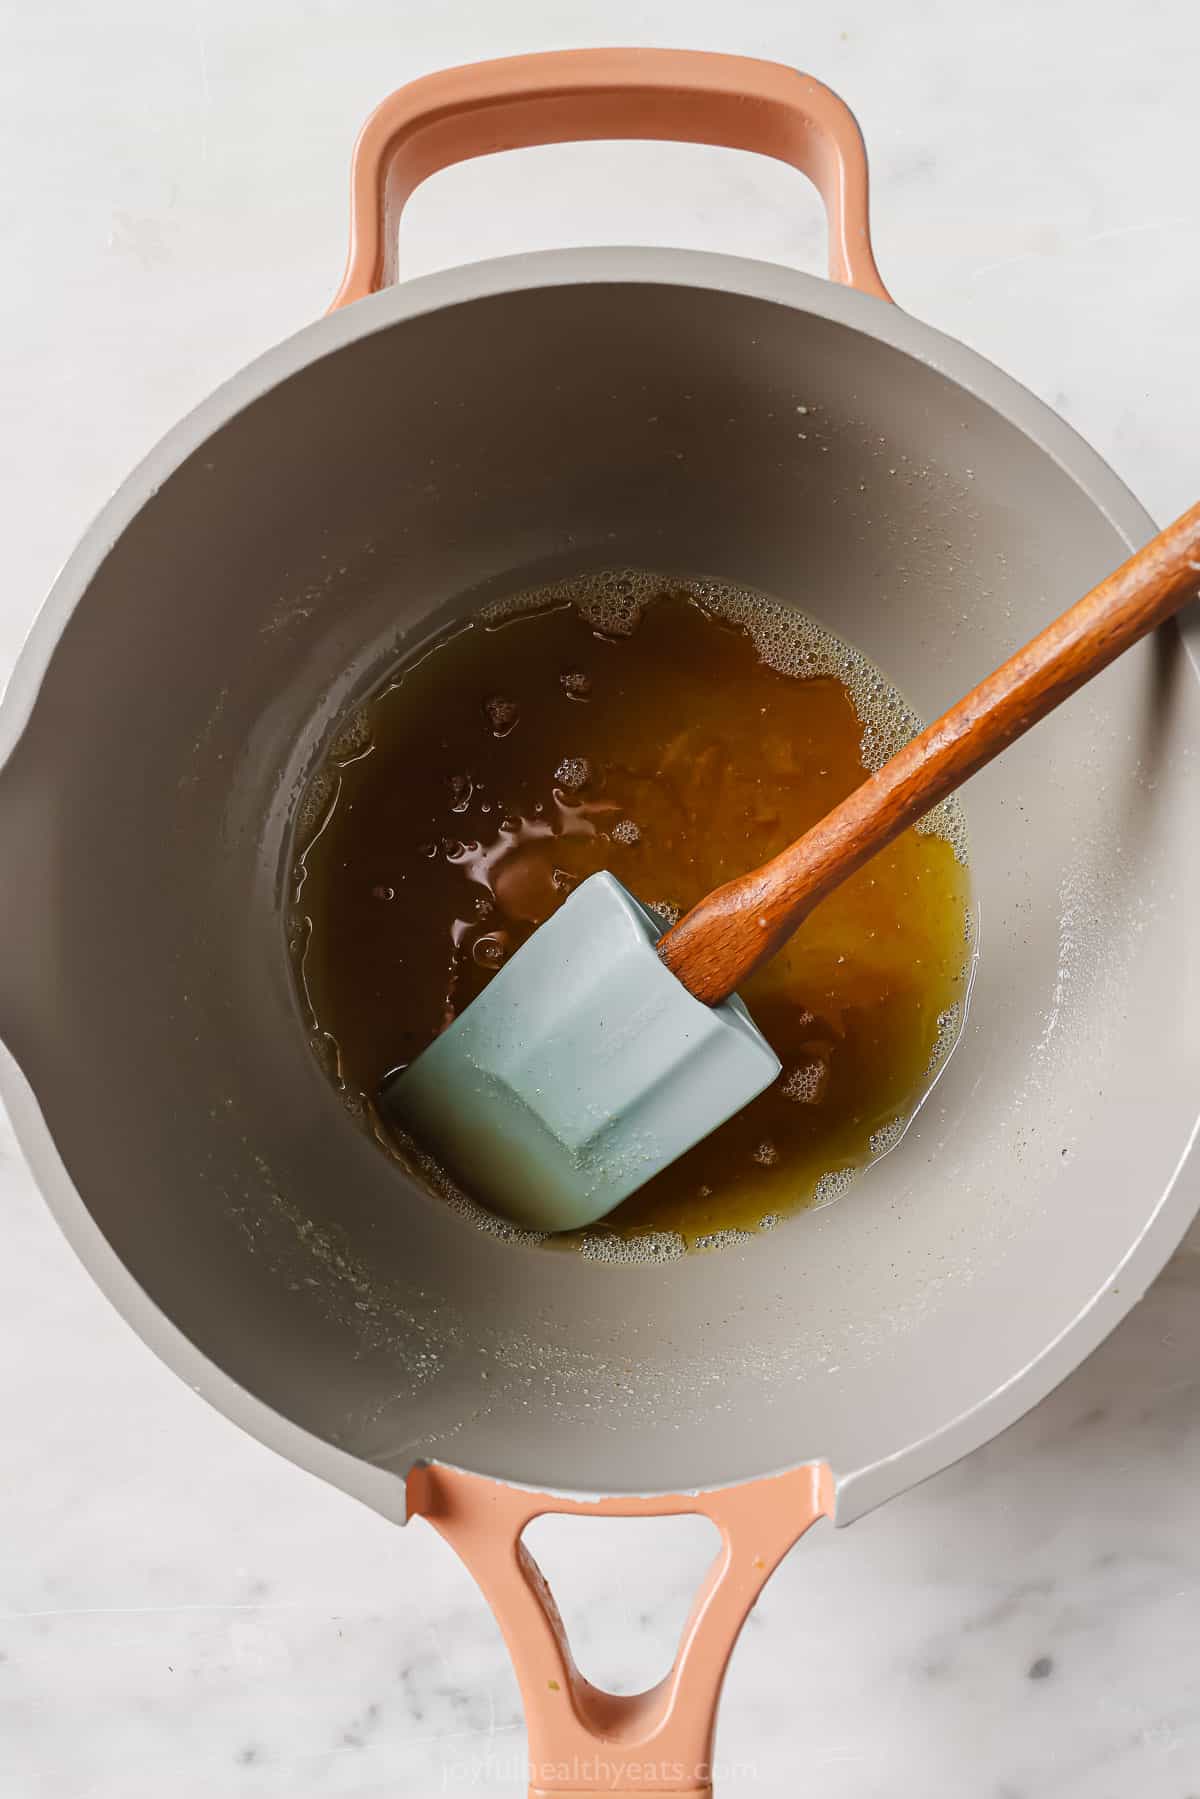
[292,574,972,1255]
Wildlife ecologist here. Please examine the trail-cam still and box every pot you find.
[2,49,1199,1797]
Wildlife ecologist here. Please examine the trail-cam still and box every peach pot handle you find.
[330,48,890,310]
[407,1461,834,1797]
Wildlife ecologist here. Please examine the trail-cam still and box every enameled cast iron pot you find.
[2,50,1199,1797]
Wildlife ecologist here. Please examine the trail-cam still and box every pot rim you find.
[0,244,1166,762]
[2,245,1195,1527]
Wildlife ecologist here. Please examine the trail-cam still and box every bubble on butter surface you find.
[296,768,338,844]
[695,1227,755,1251]
[782,1058,829,1105]
[576,1230,685,1264]
[554,755,592,791]
[868,1115,907,1157]
[328,708,372,763]
[812,1168,857,1207]
[927,1001,963,1076]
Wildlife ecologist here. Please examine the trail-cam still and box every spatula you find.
[387,501,1200,1232]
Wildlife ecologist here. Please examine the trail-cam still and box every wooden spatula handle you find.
[659,500,1200,1006]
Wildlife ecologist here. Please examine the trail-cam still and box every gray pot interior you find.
[2,256,1198,1516]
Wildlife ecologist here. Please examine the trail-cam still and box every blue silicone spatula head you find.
[384,872,781,1233]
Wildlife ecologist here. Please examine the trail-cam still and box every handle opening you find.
[392,135,829,282]
[522,1511,722,1695]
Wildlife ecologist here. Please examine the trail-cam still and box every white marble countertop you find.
[4,2,1200,1793]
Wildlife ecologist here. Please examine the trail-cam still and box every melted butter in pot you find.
[292,575,973,1256]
